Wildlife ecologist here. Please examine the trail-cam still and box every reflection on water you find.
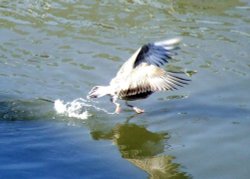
[91,122,190,178]
[128,156,188,179]
[114,124,166,159]
[1,0,250,178]
[0,97,190,178]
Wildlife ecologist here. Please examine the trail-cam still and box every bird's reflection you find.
[90,121,190,178]
[113,123,166,159]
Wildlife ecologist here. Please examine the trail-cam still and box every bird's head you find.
[87,86,110,99]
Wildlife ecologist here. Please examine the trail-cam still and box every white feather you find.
[154,37,181,46]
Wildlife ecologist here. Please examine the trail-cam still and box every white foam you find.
[54,98,114,120]
[54,98,91,120]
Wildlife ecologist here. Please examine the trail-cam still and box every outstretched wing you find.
[133,38,181,68]
[113,38,181,82]
[110,37,189,98]
[117,65,190,98]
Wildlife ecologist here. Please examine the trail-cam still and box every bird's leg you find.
[111,97,121,114]
[125,101,144,114]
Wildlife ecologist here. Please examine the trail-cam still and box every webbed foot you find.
[133,107,144,114]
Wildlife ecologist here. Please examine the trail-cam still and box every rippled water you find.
[1,0,250,178]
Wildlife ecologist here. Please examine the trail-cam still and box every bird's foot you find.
[115,106,121,114]
[133,107,144,114]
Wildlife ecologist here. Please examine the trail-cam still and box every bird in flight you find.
[87,38,190,114]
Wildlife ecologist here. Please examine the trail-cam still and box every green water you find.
[0,0,250,178]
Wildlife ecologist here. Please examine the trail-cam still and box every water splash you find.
[54,98,114,120]
[54,98,90,120]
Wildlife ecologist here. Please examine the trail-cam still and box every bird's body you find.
[87,38,190,114]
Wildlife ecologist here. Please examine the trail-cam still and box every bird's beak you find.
[87,94,97,99]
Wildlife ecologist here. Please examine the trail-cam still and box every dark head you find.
[87,85,110,99]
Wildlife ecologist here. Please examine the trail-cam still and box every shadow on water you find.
[0,97,55,121]
[90,120,190,179]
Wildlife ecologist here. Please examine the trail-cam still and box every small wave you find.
[54,98,114,120]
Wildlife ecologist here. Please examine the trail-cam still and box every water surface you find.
[0,0,250,178]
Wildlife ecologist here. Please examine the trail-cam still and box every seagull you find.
[87,38,190,114]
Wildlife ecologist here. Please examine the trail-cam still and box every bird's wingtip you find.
[154,37,182,46]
